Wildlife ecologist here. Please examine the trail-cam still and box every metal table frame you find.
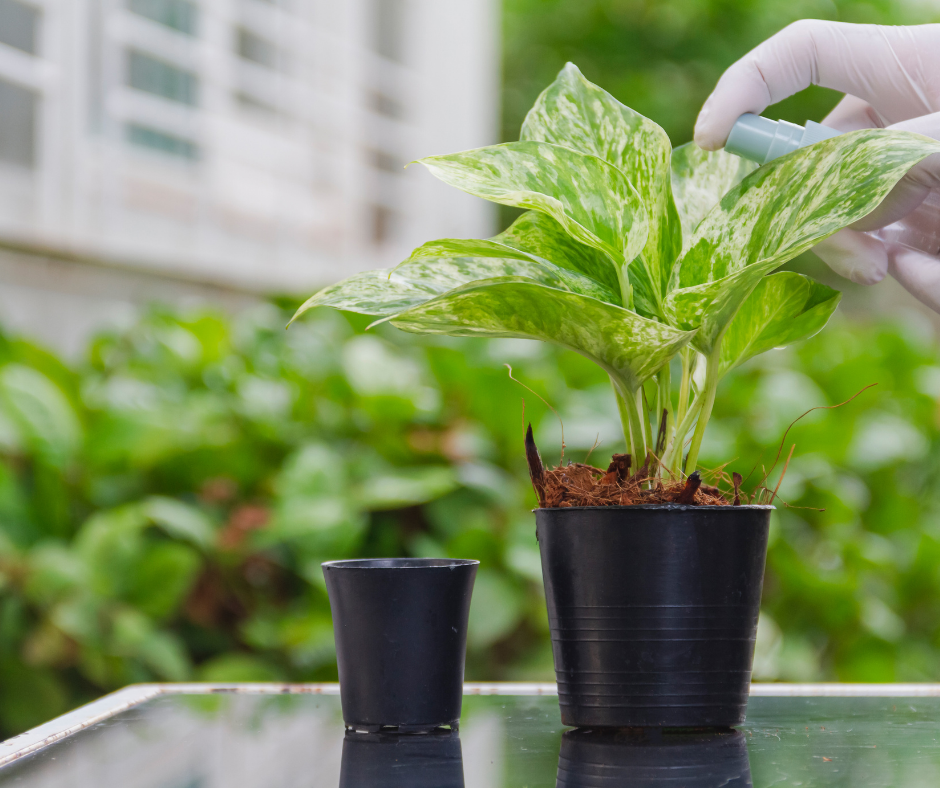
[3,682,940,769]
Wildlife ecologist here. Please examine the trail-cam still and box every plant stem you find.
[612,378,634,457]
[611,375,646,461]
[625,385,647,462]
[658,364,673,448]
[676,347,692,428]
[683,342,723,475]
[662,388,703,476]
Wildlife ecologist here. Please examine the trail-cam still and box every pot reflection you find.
[556,728,752,787]
[340,729,465,788]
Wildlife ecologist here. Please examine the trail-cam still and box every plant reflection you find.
[556,727,752,787]
[340,729,464,788]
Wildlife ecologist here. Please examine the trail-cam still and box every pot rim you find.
[534,504,774,512]
[322,558,479,570]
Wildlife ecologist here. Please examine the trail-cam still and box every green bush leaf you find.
[0,365,81,467]
[418,140,648,267]
[670,143,756,248]
[125,541,202,620]
[521,62,681,303]
[676,129,940,289]
[390,277,694,392]
[143,496,215,550]
[720,273,842,375]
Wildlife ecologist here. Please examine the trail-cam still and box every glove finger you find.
[822,95,881,132]
[813,229,888,285]
[695,21,940,150]
[871,191,940,254]
[887,242,940,313]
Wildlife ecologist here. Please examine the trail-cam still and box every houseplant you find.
[293,64,940,726]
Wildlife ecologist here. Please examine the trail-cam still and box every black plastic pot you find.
[323,558,478,732]
[556,728,752,787]
[340,729,465,788]
[536,505,771,728]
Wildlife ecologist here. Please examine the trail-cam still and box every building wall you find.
[0,0,499,353]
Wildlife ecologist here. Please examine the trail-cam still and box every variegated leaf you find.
[402,238,620,304]
[291,270,438,322]
[390,278,695,393]
[720,272,841,375]
[520,62,681,302]
[667,129,940,353]
[670,143,756,248]
[291,250,619,326]
[418,141,648,267]
[676,129,940,289]
[493,210,621,295]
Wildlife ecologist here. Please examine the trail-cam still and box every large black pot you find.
[340,729,465,788]
[556,728,752,787]
[536,505,771,728]
[323,558,478,732]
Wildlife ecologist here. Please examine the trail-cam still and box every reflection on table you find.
[1,687,940,787]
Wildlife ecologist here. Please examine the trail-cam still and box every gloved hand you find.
[694,21,940,311]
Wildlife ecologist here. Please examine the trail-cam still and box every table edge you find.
[3,682,940,768]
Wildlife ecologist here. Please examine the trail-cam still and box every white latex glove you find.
[694,21,940,310]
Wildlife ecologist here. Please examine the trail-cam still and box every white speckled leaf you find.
[290,248,620,325]
[402,238,620,303]
[418,141,648,266]
[720,272,841,375]
[670,142,756,249]
[493,210,621,295]
[676,129,940,290]
[666,129,940,353]
[291,270,439,322]
[390,278,695,392]
[520,63,681,302]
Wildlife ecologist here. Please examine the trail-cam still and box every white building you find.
[0,0,499,354]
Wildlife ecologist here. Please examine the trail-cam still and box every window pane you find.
[126,123,199,160]
[236,28,277,69]
[371,0,404,62]
[127,49,198,105]
[126,0,197,36]
[0,78,36,167]
[0,0,39,55]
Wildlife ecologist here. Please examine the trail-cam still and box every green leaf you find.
[493,210,621,294]
[668,129,940,352]
[676,129,940,289]
[353,466,459,510]
[402,238,620,304]
[142,496,215,550]
[290,270,439,323]
[390,278,695,392]
[720,273,841,375]
[418,141,648,267]
[0,365,81,467]
[291,237,622,327]
[670,143,756,248]
[521,62,681,303]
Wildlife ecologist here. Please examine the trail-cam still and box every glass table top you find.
[1,684,940,787]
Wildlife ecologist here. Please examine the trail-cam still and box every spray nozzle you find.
[724,113,842,164]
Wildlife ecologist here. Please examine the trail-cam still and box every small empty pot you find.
[323,557,478,732]
[340,729,465,788]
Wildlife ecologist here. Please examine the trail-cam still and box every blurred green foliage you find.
[503,0,935,147]
[3,303,940,736]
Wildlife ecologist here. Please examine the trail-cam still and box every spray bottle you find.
[725,113,940,256]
